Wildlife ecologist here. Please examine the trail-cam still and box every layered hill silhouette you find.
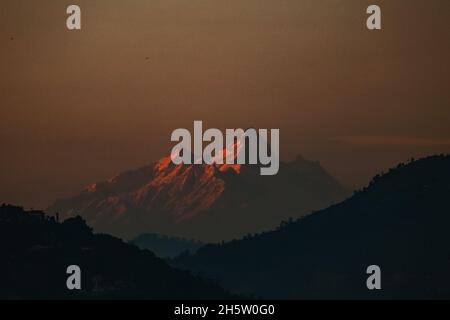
[131,233,205,258]
[48,151,348,242]
[0,205,231,299]
[174,155,450,299]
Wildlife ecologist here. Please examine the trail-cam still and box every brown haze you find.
[1,0,449,208]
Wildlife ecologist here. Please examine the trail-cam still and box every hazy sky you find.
[1,0,449,208]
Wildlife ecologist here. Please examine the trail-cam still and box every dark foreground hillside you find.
[131,233,205,258]
[174,155,450,299]
[0,205,231,299]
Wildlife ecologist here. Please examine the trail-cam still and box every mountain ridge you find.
[173,154,450,299]
[48,152,348,241]
[131,233,205,258]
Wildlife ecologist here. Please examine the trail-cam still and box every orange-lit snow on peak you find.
[75,140,247,225]
[154,155,172,172]
[125,152,233,223]
[86,183,98,192]
[211,138,244,164]
[218,163,241,174]
[213,139,243,173]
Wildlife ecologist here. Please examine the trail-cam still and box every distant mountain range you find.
[173,155,450,299]
[131,233,205,258]
[2,155,449,299]
[48,152,348,242]
[0,205,231,299]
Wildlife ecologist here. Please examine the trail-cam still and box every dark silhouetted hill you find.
[0,205,231,299]
[174,155,450,299]
[131,233,204,258]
